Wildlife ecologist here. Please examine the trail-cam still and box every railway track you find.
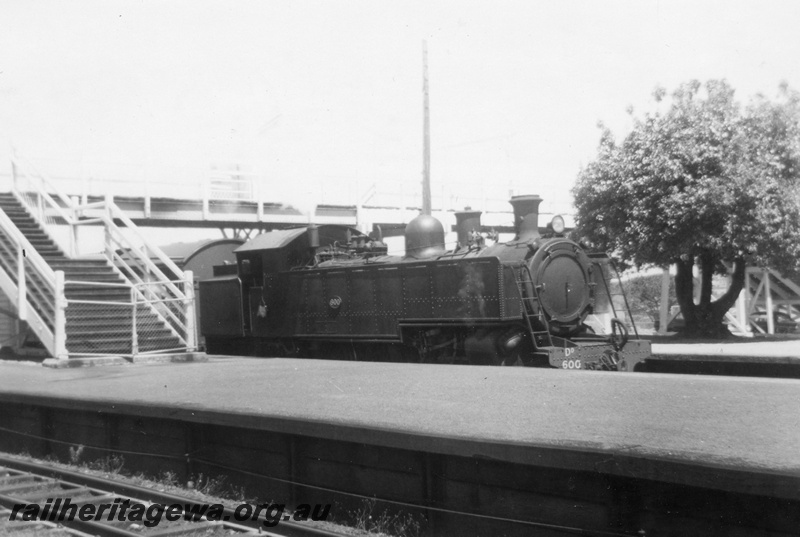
[0,455,343,537]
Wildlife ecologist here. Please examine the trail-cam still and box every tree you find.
[573,80,800,337]
[617,273,676,329]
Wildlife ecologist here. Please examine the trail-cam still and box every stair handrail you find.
[10,152,78,225]
[11,153,185,290]
[103,236,189,344]
[0,208,66,358]
[103,202,186,285]
[9,153,196,352]
[0,210,57,282]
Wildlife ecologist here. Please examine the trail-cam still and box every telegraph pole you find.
[422,40,432,216]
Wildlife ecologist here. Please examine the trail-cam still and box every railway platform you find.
[647,334,800,376]
[0,356,799,535]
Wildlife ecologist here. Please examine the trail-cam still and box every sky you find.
[1,0,799,217]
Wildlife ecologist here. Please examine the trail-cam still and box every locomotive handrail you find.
[610,317,629,351]
[609,260,640,339]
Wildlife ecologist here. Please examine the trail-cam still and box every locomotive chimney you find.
[509,195,542,240]
[454,208,482,246]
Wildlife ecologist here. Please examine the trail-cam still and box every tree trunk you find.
[673,254,746,338]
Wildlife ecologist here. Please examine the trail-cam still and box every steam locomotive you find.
[200,195,650,371]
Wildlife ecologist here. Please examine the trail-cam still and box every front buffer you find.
[544,340,650,372]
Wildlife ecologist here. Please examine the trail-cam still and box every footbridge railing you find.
[7,153,197,358]
[63,279,195,357]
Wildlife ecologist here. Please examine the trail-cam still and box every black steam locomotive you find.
[200,195,650,371]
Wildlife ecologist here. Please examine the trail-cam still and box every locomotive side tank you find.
[200,195,651,371]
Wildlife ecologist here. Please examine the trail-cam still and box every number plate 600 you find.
[562,359,582,370]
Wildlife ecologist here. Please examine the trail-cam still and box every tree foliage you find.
[619,273,676,326]
[573,80,800,337]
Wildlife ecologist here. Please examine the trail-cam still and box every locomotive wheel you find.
[497,352,524,366]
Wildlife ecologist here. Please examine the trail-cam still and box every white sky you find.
[1,0,799,214]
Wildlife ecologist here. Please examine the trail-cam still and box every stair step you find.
[66,310,132,318]
[1,210,34,216]
[64,272,124,280]
[58,263,115,270]
[66,336,181,347]
[68,309,167,317]
[0,205,32,211]
[67,336,182,344]
[66,316,170,325]
[60,271,119,278]
[65,295,132,302]
[68,329,175,339]
[50,265,113,272]
[64,285,129,292]
[50,259,111,266]
[67,318,137,327]
[66,320,172,331]
[63,274,124,282]
[3,217,37,225]
[65,288,131,295]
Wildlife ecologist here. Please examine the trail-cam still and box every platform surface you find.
[1,356,799,495]
[651,335,800,362]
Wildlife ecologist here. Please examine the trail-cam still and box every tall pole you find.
[422,40,432,216]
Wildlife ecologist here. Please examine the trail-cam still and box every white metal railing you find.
[2,154,576,224]
[0,208,67,358]
[10,155,78,257]
[64,278,196,357]
[736,268,800,335]
[7,152,197,358]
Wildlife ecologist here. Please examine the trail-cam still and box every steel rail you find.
[0,454,346,537]
[0,505,93,536]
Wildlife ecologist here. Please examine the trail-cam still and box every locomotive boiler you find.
[200,195,651,371]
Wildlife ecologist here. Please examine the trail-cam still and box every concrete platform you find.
[651,335,800,363]
[0,356,798,500]
[647,335,800,377]
[41,351,208,368]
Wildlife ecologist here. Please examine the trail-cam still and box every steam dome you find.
[404,214,445,259]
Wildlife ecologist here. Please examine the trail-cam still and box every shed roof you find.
[234,227,307,253]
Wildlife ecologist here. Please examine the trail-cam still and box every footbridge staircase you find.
[0,156,197,361]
